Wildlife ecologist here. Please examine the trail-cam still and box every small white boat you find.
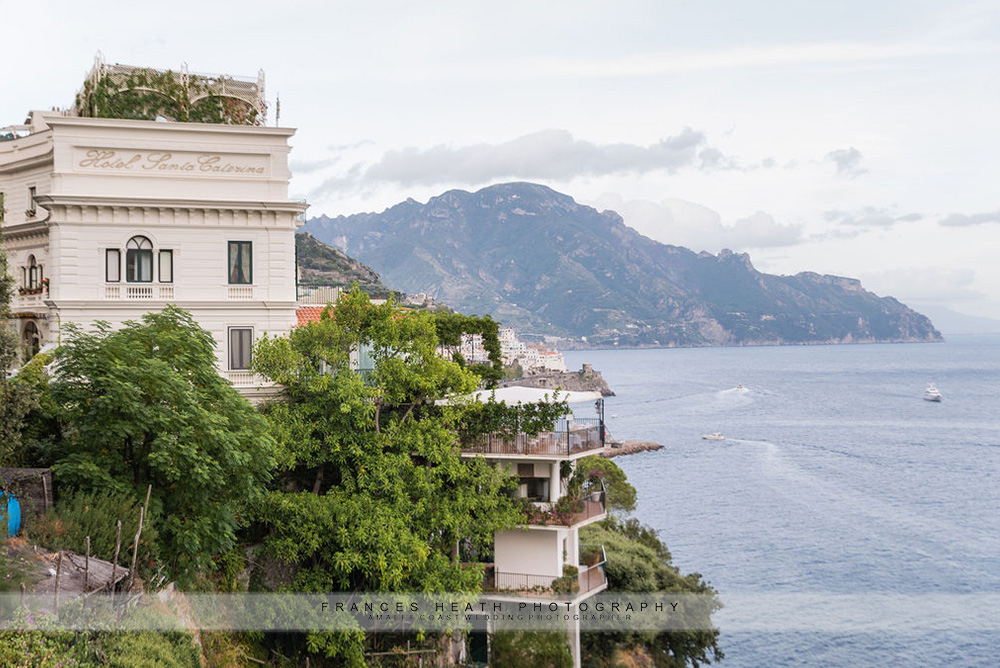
[702,432,726,441]
[923,383,942,402]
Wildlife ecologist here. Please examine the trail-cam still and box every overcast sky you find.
[6,0,1000,319]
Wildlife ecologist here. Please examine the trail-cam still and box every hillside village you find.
[0,59,721,668]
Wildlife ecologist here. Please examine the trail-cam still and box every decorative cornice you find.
[42,114,297,138]
[46,300,298,310]
[36,194,307,213]
[33,194,306,229]
[0,146,55,174]
[1,220,50,243]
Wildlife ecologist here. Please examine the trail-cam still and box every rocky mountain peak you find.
[300,182,942,347]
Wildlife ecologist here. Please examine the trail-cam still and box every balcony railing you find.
[480,546,607,599]
[578,544,608,595]
[461,419,605,457]
[227,286,254,300]
[523,489,606,527]
[224,371,270,387]
[103,284,175,300]
[14,293,47,309]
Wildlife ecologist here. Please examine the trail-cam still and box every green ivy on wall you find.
[75,68,263,125]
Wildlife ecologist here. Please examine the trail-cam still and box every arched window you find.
[126,236,153,282]
[27,255,40,289]
[22,321,40,360]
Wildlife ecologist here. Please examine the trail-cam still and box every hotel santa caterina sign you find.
[74,148,270,178]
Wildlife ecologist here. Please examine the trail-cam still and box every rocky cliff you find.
[302,183,942,347]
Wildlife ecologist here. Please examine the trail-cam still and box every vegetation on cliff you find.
[296,232,400,299]
[1,296,721,667]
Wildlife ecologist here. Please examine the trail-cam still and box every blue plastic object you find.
[1,492,21,538]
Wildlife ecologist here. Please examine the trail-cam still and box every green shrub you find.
[491,630,573,668]
[551,564,580,594]
[99,631,200,668]
[28,490,159,576]
[0,611,97,667]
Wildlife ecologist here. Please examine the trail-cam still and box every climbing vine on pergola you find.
[75,63,265,125]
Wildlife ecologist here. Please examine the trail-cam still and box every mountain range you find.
[300,183,942,347]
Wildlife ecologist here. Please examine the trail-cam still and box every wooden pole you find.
[128,506,145,591]
[54,551,63,615]
[110,520,122,602]
[19,582,25,611]
[85,536,91,592]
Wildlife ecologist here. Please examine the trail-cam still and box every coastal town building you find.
[497,326,568,373]
[0,60,305,400]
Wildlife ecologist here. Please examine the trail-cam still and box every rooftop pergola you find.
[74,55,267,125]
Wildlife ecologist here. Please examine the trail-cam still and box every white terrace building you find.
[459,386,609,668]
[1,87,305,394]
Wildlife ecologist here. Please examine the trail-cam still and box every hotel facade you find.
[1,63,304,396]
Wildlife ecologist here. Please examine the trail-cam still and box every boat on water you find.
[702,432,726,441]
[924,383,943,402]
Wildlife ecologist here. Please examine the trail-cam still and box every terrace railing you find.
[480,547,607,599]
[524,489,606,527]
[461,418,605,457]
[577,544,608,596]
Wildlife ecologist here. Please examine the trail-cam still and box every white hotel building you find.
[1,66,304,397]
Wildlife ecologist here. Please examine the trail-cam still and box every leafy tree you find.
[0,226,38,465]
[580,516,722,668]
[45,306,275,576]
[571,456,637,513]
[491,630,573,668]
[431,311,504,385]
[0,225,17,369]
[251,288,523,664]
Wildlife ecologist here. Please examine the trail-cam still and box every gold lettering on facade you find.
[76,149,266,175]
[78,149,143,170]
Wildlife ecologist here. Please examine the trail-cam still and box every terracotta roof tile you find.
[296,306,326,327]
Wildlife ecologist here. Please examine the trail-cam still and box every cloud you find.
[292,141,377,175]
[939,210,1000,227]
[520,41,1000,81]
[861,267,983,303]
[824,206,922,228]
[289,157,339,174]
[729,212,805,248]
[592,195,804,252]
[824,147,867,178]
[310,129,720,194]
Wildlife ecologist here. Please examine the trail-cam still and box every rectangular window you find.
[106,249,121,282]
[27,186,36,214]
[126,249,153,282]
[158,250,173,283]
[228,241,252,284]
[518,477,550,501]
[229,327,253,370]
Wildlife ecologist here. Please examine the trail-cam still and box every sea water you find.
[565,335,1000,668]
